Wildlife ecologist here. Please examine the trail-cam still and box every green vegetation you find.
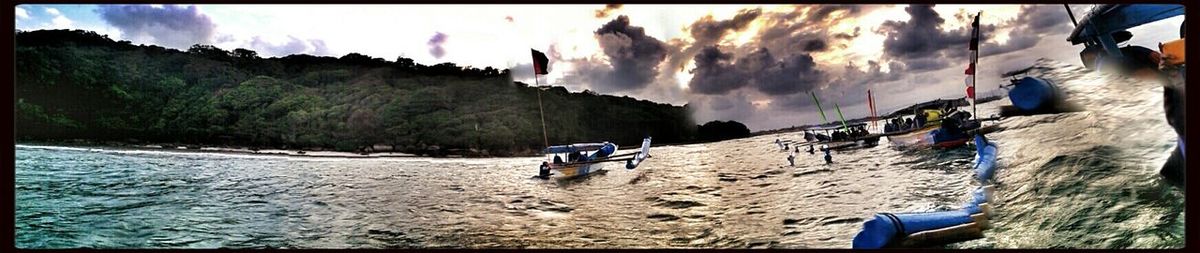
[15,29,706,156]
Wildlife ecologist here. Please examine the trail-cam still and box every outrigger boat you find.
[802,122,881,152]
[536,137,652,180]
[528,48,653,180]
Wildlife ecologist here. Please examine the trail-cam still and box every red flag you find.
[531,49,549,75]
[964,63,975,75]
[966,86,976,99]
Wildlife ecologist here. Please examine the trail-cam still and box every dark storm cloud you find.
[877,5,973,60]
[427,32,448,59]
[594,4,622,18]
[687,46,747,95]
[690,8,763,45]
[576,15,669,93]
[680,5,863,98]
[1019,5,1073,35]
[876,4,1005,74]
[749,6,863,58]
[664,8,762,74]
[745,49,824,95]
[248,36,331,57]
[97,5,216,49]
[687,46,825,96]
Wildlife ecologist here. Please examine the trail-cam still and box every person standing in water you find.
[1156,24,1186,189]
[823,145,833,164]
[787,147,797,166]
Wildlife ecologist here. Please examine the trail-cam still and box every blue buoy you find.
[1007,77,1058,111]
[852,209,976,249]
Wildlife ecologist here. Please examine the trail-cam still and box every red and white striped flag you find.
[964,13,980,99]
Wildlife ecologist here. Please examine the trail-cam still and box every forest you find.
[15,29,752,156]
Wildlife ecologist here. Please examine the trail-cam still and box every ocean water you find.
[14,59,1183,249]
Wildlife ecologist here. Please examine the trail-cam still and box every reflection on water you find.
[15,59,1183,249]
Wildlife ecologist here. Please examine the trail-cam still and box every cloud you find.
[750,5,861,55]
[16,6,29,19]
[44,7,60,16]
[802,39,828,51]
[664,8,762,74]
[687,46,747,95]
[877,5,972,61]
[50,13,72,28]
[508,62,540,82]
[687,46,825,97]
[742,48,825,95]
[248,36,331,57]
[805,5,861,23]
[574,15,669,93]
[427,32,448,59]
[833,27,861,40]
[97,4,216,49]
[594,4,622,18]
[1017,5,1074,35]
[689,8,762,46]
[980,5,1073,57]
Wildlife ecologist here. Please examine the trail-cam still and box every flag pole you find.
[535,72,549,148]
[972,11,980,121]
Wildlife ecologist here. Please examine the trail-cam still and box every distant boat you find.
[802,123,880,151]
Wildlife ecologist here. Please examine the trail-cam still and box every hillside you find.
[14,29,699,156]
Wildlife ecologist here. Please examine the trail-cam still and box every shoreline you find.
[15,137,720,160]
[15,141,431,159]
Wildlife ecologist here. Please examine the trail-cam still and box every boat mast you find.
[834,103,850,132]
[971,11,981,121]
[810,91,830,125]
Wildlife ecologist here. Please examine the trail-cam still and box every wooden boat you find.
[536,137,652,180]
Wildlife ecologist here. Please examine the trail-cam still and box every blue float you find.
[852,209,976,249]
[973,135,999,183]
[1007,76,1059,111]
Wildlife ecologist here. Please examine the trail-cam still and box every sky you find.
[14,4,1185,131]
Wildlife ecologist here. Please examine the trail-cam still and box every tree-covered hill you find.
[15,29,705,156]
